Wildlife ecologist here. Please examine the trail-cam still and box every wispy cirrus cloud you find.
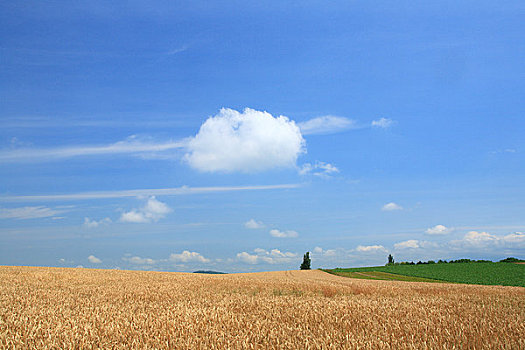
[1,115,194,129]
[0,136,185,163]
[0,206,63,219]
[299,115,396,135]
[165,45,188,56]
[371,118,395,128]
[298,115,357,135]
[0,184,301,202]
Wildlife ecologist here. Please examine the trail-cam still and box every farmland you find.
[325,262,525,287]
[1,266,524,349]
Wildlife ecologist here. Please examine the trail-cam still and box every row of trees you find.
[300,253,523,270]
[386,254,522,266]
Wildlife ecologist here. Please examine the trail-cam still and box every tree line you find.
[299,252,523,270]
[386,254,523,266]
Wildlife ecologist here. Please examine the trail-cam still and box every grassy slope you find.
[324,262,525,287]
[325,270,443,283]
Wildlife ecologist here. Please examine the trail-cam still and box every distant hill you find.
[193,270,227,274]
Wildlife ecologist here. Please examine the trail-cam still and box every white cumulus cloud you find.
[382,202,403,211]
[244,219,265,229]
[299,161,339,177]
[237,248,296,264]
[269,229,299,238]
[450,231,525,250]
[88,255,102,264]
[503,231,525,244]
[371,118,394,128]
[394,240,420,249]
[425,224,451,235]
[462,231,498,246]
[312,246,337,256]
[298,115,356,135]
[355,245,387,252]
[120,196,171,223]
[123,256,156,265]
[169,250,210,263]
[237,251,259,264]
[84,217,111,228]
[184,108,305,173]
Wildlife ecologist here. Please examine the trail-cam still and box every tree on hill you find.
[387,254,394,265]
[300,252,311,270]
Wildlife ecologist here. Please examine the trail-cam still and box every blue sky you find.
[1,1,524,272]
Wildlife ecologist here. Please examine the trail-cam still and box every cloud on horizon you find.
[355,245,388,253]
[88,255,102,264]
[393,240,421,249]
[237,248,296,264]
[123,256,156,265]
[451,231,525,249]
[169,250,210,263]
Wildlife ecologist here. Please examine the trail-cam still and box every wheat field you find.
[0,266,524,349]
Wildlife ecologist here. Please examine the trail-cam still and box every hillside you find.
[325,262,525,287]
[1,266,524,348]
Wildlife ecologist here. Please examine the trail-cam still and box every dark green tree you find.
[300,252,311,270]
[387,254,394,265]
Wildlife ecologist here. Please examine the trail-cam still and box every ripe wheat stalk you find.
[0,266,523,349]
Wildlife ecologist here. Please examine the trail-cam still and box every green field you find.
[324,262,525,287]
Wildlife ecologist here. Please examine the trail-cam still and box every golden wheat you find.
[0,266,523,349]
